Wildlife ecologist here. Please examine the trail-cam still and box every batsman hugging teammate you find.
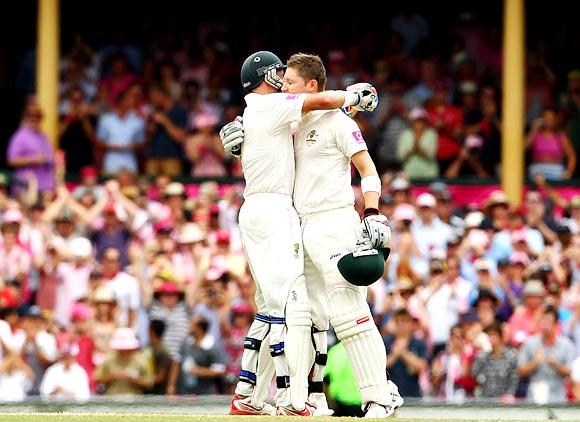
[221,50,383,416]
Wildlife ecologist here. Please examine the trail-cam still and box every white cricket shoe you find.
[307,392,334,416]
[229,394,276,415]
[364,402,395,418]
[388,380,404,409]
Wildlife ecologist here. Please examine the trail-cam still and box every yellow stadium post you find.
[36,0,60,147]
[501,0,525,205]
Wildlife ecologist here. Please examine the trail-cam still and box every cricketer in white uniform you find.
[222,50,381,416]
[285,53,402,418]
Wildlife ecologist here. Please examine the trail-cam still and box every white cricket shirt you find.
[241,92,306,198]
[293,110,367,217]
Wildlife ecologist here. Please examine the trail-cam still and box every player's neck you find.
[252,84,278,95]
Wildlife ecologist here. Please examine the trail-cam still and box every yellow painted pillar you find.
[501,0,525,204]
[36,0,60,147]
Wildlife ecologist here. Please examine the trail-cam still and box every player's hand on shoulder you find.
[219,116,244,156]
[361,208,391,248]
[346,83,379,113]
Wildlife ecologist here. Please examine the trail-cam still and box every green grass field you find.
[0,415,554,422]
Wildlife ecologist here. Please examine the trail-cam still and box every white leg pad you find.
[285,300,312,410]
[329,286,390,407]
[269,320,291,407]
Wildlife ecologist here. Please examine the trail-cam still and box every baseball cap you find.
[379,194,394,206]
[464,211,485,229]
[416,193,436,208]
[474,258,491,272]
[80,166,98,178]
[429,181,449,196]
[511,230,527,244]
[392,203,416,222]
[216,229,231,245]
[164,182,185,197]
[408,107,428,121]
[92,285,116,303]
[109,327,140,351]
[2,209,23,225]
[154,219,173,233]
[25,305,43,319]
[231,302,253,315]
[523,279,545,296]
[391,177,410,192]
[465,134,483,150]
[70,302,94,321]
[510,251,530,266]
[474,288,498,306]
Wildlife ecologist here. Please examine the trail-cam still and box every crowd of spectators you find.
[6,10,580,181]
[1,10,580,407]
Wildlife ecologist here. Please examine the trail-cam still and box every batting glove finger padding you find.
[220,118,244,156]
[346,82,379,113]
[361,208,391,248]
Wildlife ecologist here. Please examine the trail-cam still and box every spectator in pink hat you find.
[148,281,190,366]
[58,302,95,391]
[94,327,153,395]
[185,113,226,177]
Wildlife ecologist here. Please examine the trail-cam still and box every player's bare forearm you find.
[352,150,380,210]
[302,91,346,112]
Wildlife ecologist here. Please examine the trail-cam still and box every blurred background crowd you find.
[0,1,580,408]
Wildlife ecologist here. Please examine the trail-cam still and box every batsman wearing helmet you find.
[222,53,403,418]
[223,50,380,416]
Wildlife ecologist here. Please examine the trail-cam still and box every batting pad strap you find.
[243,337,262,351]
[312,327,326,333]
[331,309,374,340]
[269,341,285,357]
[239,370,257,385]
[308,381,324,394]
[315,352,328,366]
[276,375,291,388]
[255,313,271,323]
[361,176,381,195]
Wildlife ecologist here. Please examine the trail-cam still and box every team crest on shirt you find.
[293,243,300,256]
[305,130,319,146]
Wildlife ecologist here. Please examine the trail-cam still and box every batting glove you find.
[219,116,244,156]
[361,208,391,248]
[346,83,379,113]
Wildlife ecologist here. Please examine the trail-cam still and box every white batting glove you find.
[361,208,391,248]
[346,83,379,113]
[219,116,244,156]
